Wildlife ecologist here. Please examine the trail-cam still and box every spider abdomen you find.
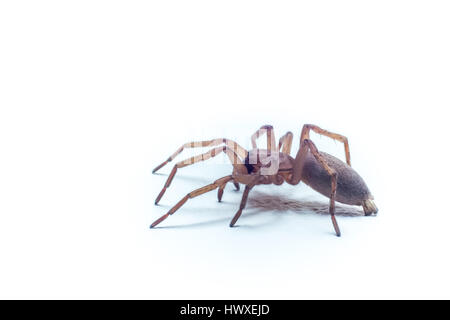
[301,152,373,206]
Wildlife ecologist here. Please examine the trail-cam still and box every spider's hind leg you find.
[301,124,351,166]
[291,138,341,237]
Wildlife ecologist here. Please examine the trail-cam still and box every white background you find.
[1,1,449,299]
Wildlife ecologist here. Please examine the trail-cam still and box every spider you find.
[151,124,378,236]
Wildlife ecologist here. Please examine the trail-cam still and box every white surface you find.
[1,1,449,299]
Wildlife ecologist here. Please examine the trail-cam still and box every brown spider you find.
[151,124,378,236]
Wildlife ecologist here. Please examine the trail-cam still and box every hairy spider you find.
[151,124,378,236]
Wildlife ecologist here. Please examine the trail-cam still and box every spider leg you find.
[250,125,281,175]
[153,138,247,173]
[217,180,240,202]
[251,125,277,152]
[291,139,341,237]
[229,184,253,227]
[278,131,293,154]
[151,176,233,228]
[301,124,351,166]
[154,146,247,204]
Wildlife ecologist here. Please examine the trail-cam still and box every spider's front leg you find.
[154,146,247,205]
[290,139,341,237]
[153,138,248,174]
[151,176,233,228]
[217,180,240,202]
[229,184,254,227]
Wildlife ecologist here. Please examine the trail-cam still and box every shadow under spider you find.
[247,191,365,217]
[152,191,366,230]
